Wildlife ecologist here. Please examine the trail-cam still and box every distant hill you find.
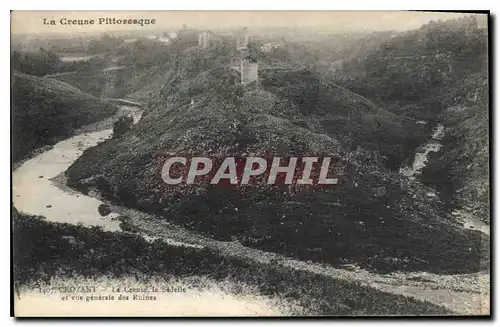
[333,15,488,121]
[326,15,489,224]
[12,72,117,161]
[11,48,107,77]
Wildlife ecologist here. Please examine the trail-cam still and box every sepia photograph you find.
[10,10,490,317]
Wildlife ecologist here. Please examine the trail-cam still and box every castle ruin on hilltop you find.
[229,27,259,85]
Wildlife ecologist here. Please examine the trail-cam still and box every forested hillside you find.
[12,72,117,161]
[334,16,488,120]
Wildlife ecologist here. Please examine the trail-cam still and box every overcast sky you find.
[11,11,486,35]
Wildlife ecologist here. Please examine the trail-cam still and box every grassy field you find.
[13,212,450,316]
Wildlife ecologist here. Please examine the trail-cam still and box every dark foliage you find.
[12,213,449,315]
[66,40,489,274]
[11,72,117,162]
[113,116,133,138]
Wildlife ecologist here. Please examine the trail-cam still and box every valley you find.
[11,12,490,317]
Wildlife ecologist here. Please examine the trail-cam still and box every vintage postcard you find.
[11,10,490,317]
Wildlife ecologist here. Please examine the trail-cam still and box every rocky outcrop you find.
[12,72,117,162]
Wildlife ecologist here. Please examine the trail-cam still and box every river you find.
[12,108,490,314]
[400,123,445,178]
[400,122,490,236]
[13,106,143,232]
[58,53,105,63]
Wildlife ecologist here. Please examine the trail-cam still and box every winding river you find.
[15,57,488,314]
[13,105,301,316]
[13,106,143,232]
[400,123,490,236]
[400,123,445,178]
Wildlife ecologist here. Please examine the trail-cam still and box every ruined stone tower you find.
[228,27,258,85]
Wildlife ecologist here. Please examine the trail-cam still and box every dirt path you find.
[95,202,490,315]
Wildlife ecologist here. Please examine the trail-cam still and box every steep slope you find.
[66,49,487,274]
[12,72,117,161]
[259,67,418,168]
